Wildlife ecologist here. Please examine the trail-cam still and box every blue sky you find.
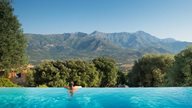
[13,0,192,41]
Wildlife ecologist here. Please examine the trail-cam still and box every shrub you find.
[38,84,48,88]
[0,78,18,87]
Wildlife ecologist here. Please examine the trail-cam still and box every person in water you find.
[64,81,82,96]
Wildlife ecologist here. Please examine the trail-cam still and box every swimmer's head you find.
[69,81,74,88]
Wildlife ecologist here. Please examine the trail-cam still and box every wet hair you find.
[69,81,74,89]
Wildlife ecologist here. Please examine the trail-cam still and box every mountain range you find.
[26,31,192,66]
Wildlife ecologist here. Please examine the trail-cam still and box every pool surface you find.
[0,87,191,108]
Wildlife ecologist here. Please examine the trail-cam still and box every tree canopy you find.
[93,57,118,87]
[168,46,192,86]
[34,60,100,87]
[33,57,119,87]
[128,54,174,87]
[0,0,27,72]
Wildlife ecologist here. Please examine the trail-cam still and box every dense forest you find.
[0,0,192,87]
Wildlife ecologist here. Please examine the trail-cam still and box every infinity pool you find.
[0,88,191,108]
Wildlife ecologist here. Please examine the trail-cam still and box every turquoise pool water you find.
[0,88,191,108]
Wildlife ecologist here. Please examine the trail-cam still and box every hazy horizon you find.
[13,0,192,42]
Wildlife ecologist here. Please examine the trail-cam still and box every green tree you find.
[0,0,27,72]
[93,57,118,87]
[168,47,192,86]
[116,70,127,86]
[33,60,100,87]
[34,61,68,87]
[64,60,100,87]
[128,61,142,87]
[25,69,35,87]
[128,54,174,87]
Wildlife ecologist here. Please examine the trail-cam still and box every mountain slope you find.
[25,31,192,64]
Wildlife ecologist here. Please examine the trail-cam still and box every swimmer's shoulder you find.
[75,86,82,88]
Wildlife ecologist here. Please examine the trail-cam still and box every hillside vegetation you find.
[26,31,192,65]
